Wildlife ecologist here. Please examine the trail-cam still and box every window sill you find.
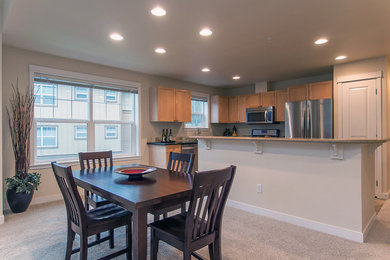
[30,155,142,170]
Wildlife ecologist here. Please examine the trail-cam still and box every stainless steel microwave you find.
[246,106,274,124]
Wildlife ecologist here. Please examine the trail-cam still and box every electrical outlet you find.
[257,184,262,193]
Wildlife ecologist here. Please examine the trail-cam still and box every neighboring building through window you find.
[34,84,57,106]
[75,87,89,101]
[105,125,118,139]
[74,126,88,140]
[185,96,209,128]
[37,126,58,148]
[31,65,140,164]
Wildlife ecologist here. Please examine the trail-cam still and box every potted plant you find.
[5,81,41,213]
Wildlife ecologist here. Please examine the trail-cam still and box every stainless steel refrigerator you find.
[285,99,332,138]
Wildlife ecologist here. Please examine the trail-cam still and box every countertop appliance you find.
[251,129,280,137]
[246,106,274,124]
[285,98,332,138]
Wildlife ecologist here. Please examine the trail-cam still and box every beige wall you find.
[333,56,389,194]
[0,34,3,218]
[1,45,222,208]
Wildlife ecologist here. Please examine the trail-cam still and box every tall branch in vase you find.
[7,80,34,179]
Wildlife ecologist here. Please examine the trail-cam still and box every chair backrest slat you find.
[167,152,195,174]
[52,162,87,228]
[79,151,113,170]
[186,166,236,242]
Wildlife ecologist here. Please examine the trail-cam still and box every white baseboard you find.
[0,214,4,225]
[363,213,376,242]
[227,199,365,243]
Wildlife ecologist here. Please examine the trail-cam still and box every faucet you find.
[194,128,201,136]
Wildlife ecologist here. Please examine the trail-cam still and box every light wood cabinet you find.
[228,96,238,123]
[275,90,287,122]
[246,93,261,108]
[261,91,276,107]
[308,81,333,100]
[149,144,181,168]
[287,84,308,102]
[211,95,229,123]
[175,89,191,122]
[150,86,191,122]
[238,95,247,123]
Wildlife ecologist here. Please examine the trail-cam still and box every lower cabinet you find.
[149,144,181,169]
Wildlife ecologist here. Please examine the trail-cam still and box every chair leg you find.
[208,243,215,260]
[213,233,222,260]
[183,250,191,260]
[84,190,89,210]
[65,225,75,260]
[162,213,168,219]
[150,229,159,260]
[180,202,186,213]
[126,222,132,260]
[109,229,114,249]
[153,213,159,222]
[80,234,88,260]
[96,233,101,241]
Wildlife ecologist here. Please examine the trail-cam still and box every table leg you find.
[133,208,148,260]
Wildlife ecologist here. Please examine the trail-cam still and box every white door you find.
[340,78,382,195]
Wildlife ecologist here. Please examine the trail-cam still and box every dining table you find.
[72,164,193,260]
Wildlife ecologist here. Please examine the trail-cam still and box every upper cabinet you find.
[308,81,333,100]
[261,91,276,107]
[275,90,287,122]
[211,95,229,123]
[150,86,191,122]
[246,93,261,108]
[237,95,247,123]
[287,84,308,102]
[228,96,238,123]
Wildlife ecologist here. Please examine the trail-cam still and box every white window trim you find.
[74,125,88,140]
[29,65,142,166]
[74,87,89,101]
[185,91,210,129]
[105,90,118,103]
[104,125,119,139]
[34,83,58,107]
[37,125,58,148]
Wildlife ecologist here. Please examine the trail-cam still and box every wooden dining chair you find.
[151,152,195,221]
[79,151,113,210]
[150,165,236,260]
[51,162,132,260]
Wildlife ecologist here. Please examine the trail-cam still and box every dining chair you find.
[151,152,195,221]
[51,162,132,260]
[79,151,113,210]
[150,165,236,260]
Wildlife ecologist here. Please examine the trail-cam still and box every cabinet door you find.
[157,87,175,121]
[211,96,229,123]
[275,90,287,122]
[261,91,276,107]
[238,95,247,123]
[287,84,308,102]
[228,96,238,123]
[246,93,261,108]
[308,81,333,100]
[175,89,191,122]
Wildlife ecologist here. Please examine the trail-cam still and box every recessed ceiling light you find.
[199,28,213,36]
[314,38,328,45]
[155,48,166,54]
[335,55,347,60]
[232,75,240,80]
[110,33,123,41]
[151,7,166,16]
[202,67,211,72]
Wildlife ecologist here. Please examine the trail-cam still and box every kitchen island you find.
[190,136,389,242]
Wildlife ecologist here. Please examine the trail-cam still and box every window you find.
[34,84,57,106]
[74,126,88,140]
[105,90,117,103]
[185,96,209,128]
[75,87,89,100]
[37,126,58,148]
[105,125,118,139]
[31,65,140,164]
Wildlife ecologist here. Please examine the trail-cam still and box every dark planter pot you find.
[6,188,34,213]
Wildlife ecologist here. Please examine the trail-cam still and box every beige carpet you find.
[1,200,390,260]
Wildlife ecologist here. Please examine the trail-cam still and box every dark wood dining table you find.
[72,164,193,260]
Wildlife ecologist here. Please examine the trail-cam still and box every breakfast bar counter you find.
[190,136,389,242]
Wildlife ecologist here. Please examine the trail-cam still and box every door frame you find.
[337,71,386,197]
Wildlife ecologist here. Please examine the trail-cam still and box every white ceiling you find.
[3,0,390,87]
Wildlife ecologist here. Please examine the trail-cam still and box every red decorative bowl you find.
[115,166,156,180]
